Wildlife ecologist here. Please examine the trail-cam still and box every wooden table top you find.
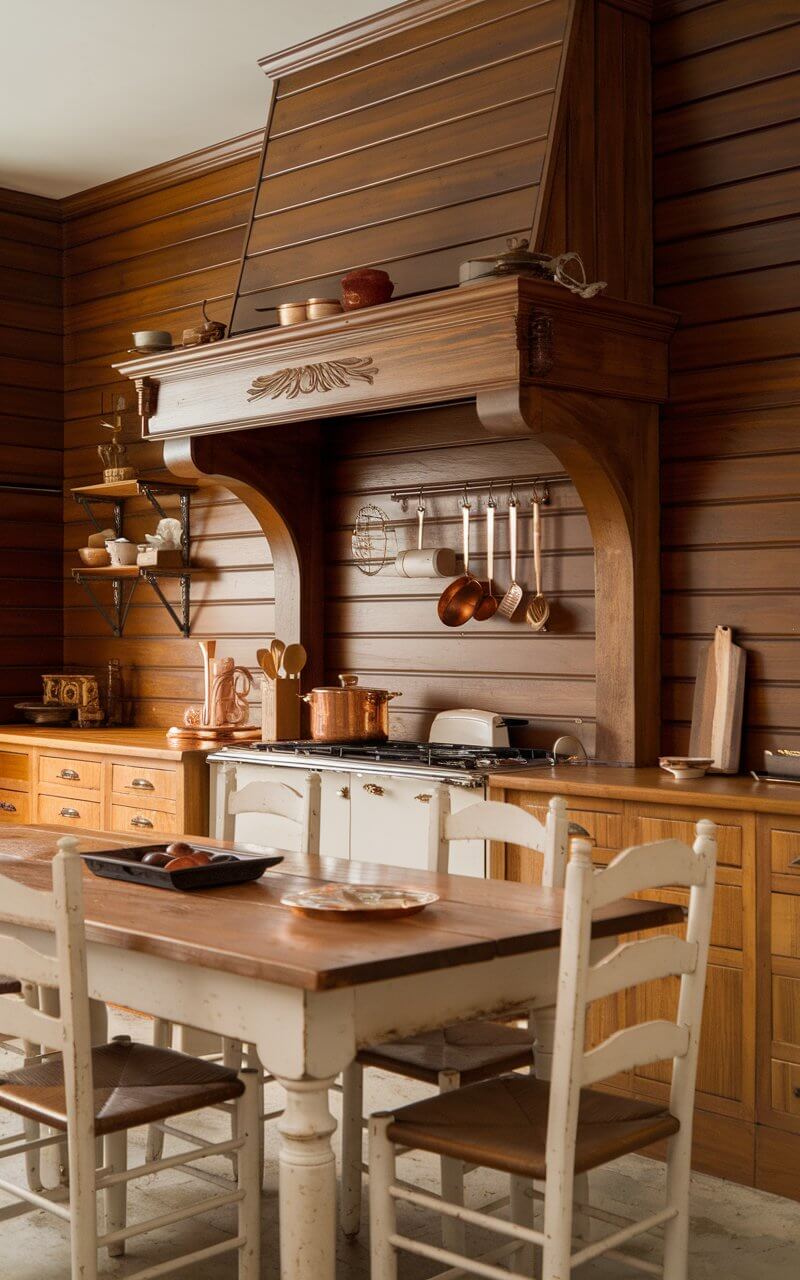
[0,825,683,992]
[489,763,800,815]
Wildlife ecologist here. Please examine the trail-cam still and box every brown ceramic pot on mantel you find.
[340,268,395,311]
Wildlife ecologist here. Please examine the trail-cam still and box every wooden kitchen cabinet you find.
[489,766,800,1199]
[0,727,208,838]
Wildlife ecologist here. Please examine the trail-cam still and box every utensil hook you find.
[487,481,496,509]
[509,482,518,509]
[531,479,549,506]
[461,484,470,511]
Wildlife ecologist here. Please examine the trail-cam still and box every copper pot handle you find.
[338,674,359,688]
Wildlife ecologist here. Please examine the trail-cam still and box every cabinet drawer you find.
[39,754,101,794]
[633,810,743,868]
[771,828,800,885]
[638,883,742,952]
[508,795,623,876]
[0,751,29,791]
[111,764,176,807]
[772,894,800,959]
[111,804,177,837]
[771,1059,800,1118]
[38,793,101,828]
[773,974,800,1050]
[0,788,29,823]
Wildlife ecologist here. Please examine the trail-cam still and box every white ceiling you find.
[0,0,391,198]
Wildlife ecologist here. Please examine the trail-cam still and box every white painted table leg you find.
[276,1076,338,1280]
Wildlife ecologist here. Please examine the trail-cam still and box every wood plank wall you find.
[60,142,269,727]
[325,409,594,748]
[655,0,800,767]
[0,188,63,720]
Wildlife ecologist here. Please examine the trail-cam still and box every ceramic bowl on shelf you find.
[659,756,714,781]
[105,538,139,567]
[78,546,111,567]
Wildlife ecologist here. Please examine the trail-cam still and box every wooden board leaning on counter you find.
[487,764,800,1205]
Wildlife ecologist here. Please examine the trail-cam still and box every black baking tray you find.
[82,843,283,892]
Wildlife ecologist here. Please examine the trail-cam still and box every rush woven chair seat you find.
[358,1021,536,1086]
[383,1072,679,1179]
[0,1035,245,1135]
[369,822,719,1280]
[0,977,21,995]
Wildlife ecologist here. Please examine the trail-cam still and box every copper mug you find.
[301,674,401,742]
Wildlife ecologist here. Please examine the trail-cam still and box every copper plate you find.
[281,883,439,921]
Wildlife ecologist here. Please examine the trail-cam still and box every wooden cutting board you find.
[689,625,746,774]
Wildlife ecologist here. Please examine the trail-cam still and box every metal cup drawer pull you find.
[0,800,17,813]
[362,783,384,797]
[59,807,80,819]
[130,815,154,828]
[131,778,155,791]
[58,768,80,781]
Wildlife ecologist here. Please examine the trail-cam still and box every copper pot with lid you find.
[301,675,401,742]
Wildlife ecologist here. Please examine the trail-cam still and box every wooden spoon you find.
[525,494,550,631]
[270,638,286,677]
[282,643,307,679]
[474,500,498,621]
[198,639,216,726]
[257,648,278,680]
[437,501,482,627]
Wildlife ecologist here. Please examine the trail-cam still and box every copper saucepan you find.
[438,500,483,627]
[301,674,401,742]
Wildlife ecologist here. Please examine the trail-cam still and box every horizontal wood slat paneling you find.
[232,0,571,333]
[62,152,265,728]
[323,403,595,741]
[0,189,63,708]
[655,0,800,768]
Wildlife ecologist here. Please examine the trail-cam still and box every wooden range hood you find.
[117,0,678,766]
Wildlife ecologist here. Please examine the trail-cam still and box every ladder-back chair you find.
[0,835,262,1280]
[369,820,718,1280]
[340,790,571,1241]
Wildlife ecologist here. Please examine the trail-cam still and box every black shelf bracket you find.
[73,572,140,637]
[140,571,192,638]
[72,492,123,537]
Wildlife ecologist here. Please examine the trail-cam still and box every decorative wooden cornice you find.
[258,0,482,79]
[0,186,61,221]
[117,277,677,441]
[59,128,264,220]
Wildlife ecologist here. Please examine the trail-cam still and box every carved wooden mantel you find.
[117,277,677,765]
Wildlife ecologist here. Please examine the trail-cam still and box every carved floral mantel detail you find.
[247,356,379,401]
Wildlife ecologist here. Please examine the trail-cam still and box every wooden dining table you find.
[0,824,682,1280]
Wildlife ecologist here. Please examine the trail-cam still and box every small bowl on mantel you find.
[15,702,75,726]
[78,546,111,567]
[659,756,714,781]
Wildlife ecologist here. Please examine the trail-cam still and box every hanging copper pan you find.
[437,500,482,627]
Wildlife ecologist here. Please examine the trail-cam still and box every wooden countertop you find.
[0,824,681,992]
[0,725,207,761]
[490,763,800,815]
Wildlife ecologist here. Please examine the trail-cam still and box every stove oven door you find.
[349,772,485,875]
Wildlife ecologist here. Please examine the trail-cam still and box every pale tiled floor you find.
[0,1010,798,1279]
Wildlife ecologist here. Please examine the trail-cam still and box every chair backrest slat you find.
[0,936,60,989]
[0,997,62,1052]
[432,792,569,885]
[582,1020,691,1088]
[226,773,321,855]
[591,839,706,910]
[0,874,55,928]
[586,935,697,1004]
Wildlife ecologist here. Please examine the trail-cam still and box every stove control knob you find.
[415,793,432,804]
[336,786,350,799]
[363,783,384,797]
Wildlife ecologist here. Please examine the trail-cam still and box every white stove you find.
[208,710,557,877]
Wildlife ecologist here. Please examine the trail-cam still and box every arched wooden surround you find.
[478,385,659,765]
[162,422,325,693]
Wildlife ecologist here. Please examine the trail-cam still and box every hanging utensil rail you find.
[389,474,556,509]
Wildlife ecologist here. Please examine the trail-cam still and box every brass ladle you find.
[525,490,550,631]
[474,496,498,621]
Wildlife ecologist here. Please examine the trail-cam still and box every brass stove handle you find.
[415,793,432,804]
[362,783,384,797]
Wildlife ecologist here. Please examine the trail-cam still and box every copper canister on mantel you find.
[301,675,401,742]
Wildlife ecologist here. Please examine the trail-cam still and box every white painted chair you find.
[369,819,718,1280]
[0,835,262,1279]
[147,770,321,1167]
[339,790,572,1241]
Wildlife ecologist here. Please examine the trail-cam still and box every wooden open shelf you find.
[71,478,197,499]
[72,566,194,580]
